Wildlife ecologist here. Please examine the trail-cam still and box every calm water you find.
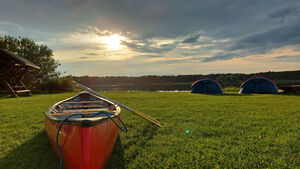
[90,84,191,91]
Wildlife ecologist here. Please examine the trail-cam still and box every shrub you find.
[39,76,74,93]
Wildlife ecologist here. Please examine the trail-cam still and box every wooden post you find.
[1,79,18,98]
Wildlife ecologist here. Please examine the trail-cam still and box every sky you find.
[0,0,300,76]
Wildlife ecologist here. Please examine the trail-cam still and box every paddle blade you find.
[130,110,161,127]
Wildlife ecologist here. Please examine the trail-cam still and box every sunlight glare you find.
[101,34,125,50]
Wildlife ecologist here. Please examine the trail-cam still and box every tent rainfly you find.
[238,76,278,94]
[0,48,40,97]
[190,77,223,94]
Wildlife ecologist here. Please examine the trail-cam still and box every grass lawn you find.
[0,91,299,168]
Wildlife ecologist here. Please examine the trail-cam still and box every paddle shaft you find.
[74,81,161,127]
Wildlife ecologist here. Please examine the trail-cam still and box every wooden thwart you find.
[57,105,110,109]
[63,100,105,104]
[53,112,99,117]
[55,108,110,114]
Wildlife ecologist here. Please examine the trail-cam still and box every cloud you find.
[0,21,23,35]
[202,53,239,62]
[1,0,300,75]
[182,34,200,43]
[0,21,22,28]
[77,26,115,36]
[234,23,300,50]
[275,55,300,62]
[78,56,89,59]
[85,52,98,56]
[202,20,300,62]
[268,7,300,20]
[121,40,178,53]
[136,54,163,58]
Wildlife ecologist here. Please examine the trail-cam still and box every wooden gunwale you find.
[52,110,117,117]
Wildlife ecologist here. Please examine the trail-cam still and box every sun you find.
[101,34,125,50]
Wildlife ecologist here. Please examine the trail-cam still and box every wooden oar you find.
[73,81,161,127]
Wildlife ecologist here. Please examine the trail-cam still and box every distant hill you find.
[73,70,300,91]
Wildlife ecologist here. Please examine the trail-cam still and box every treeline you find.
[73,70,300,91]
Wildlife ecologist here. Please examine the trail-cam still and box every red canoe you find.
[45,91,121,169]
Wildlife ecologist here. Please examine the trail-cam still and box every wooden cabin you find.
[0,48,40,97]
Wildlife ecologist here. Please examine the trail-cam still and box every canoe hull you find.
[45,117,120,169]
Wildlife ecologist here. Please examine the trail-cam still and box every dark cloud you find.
[78,56,89,59]
[1,0,300,65]
[2,0,298,39]
[137,55,163,58]
[275,55,300,62]
[268,7,300,19]
[182,34,200,43]
[85,52,98,56]
[181,52,200,56]
[121,40,178,53]
[276,56,288,59]
[155,59,189,64]
[203,20,300,62]
[77,27,112,36]
[233,23,300,50]
[202,53,239,62]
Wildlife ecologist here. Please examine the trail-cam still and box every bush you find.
[39,76,74,93]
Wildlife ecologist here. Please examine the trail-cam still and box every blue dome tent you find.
[238,76,278,94]
[191,77,223,94]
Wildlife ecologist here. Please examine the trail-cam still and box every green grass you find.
[0,92,299,168]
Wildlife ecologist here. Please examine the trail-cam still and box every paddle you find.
[73,81,161,127]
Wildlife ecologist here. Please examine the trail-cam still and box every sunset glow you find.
[1,1,299,76]
[101,34,125,50]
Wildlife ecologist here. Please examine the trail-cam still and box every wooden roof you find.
[0,48,40,69]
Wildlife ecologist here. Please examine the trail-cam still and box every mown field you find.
[0,91,299,168]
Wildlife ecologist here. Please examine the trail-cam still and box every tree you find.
[0,35,60,88]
